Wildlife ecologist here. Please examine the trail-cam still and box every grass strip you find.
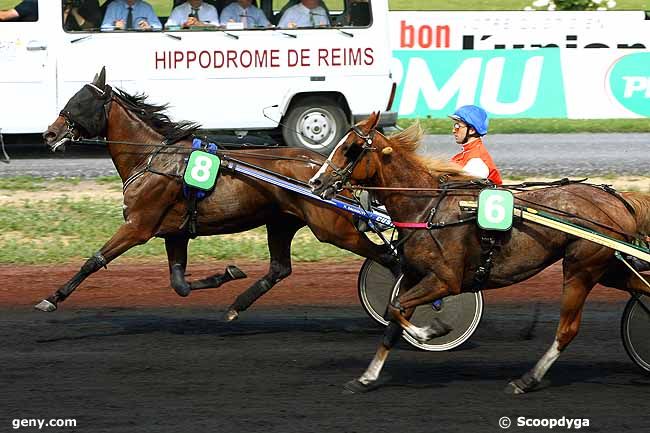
[399,118,650,135]
[0,197,356,265]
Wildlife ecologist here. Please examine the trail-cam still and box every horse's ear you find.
[370,111,381,129]
[94,66,106,89]
[368,111,381,131]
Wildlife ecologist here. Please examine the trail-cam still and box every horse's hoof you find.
[225,265,247,280]
[34,299,57,312]
[172,284,191,297]
[505,372,539,395]
[342,375,391,394]
[224,309,239,322]
[343,379,378,394]
[504,376,540,395]
[504,380,526,395]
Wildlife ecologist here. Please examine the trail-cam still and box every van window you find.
[0,0,38,22]
[62,0,103,31]
[59,0,372,32]
[97,0,167,31]
[272,0,371,29]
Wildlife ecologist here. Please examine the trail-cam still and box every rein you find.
[74,139,321,193]
[66,137,323,166]
[346,176,638,239]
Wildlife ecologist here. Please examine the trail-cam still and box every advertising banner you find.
[391,49,566,118]
[389,11,650,119]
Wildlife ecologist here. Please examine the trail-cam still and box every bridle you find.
[321,125,377,193]
[52,84,113,151]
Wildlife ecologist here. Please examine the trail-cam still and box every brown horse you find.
[37,68,397,319]
[310,112,650,394]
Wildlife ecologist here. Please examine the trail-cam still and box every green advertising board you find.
[608,52,650,117]
[391,48,567,119]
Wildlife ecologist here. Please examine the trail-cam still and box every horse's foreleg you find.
[35,223,155,312]
[387,273,455,342]
[345,272,441,393]
[344,317,410,394]
[224,218,303,321]
[505,274,594,395]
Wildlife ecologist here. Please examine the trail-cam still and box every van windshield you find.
[61,0,373,32]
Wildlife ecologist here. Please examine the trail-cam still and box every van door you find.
[0,1,57,133]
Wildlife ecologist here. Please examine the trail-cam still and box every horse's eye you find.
[344,144,362,161]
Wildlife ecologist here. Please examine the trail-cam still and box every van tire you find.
[282,98,348,156]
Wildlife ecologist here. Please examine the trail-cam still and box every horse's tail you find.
[621,191,650,236]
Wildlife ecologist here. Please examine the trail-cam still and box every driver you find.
[449,105,502,185]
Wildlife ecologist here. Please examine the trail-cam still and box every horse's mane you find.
[622,191,650,235]
[387,123,474,180]
[113,88,201,144]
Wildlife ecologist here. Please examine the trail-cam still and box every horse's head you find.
[309,112,391,199]
[43,67,113,152]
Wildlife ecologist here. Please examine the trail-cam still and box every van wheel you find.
[282,99,348,155]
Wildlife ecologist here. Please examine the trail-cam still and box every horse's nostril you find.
[43,131,56,142]
[310,179,321,188]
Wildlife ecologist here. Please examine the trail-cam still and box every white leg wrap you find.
[531,340,561,382]
[359,351,387,385]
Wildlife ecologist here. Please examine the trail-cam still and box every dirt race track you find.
[1,260,649,433]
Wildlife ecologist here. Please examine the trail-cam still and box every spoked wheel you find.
[357,258,484,351]
[621,293,650,374]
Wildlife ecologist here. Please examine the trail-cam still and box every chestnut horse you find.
[310,112,650,394]
[38,69,397,319]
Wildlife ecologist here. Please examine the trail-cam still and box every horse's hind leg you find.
[165,236,247,297]
[190,266,247,291]
[224,217,304,321]
[505,268,598,395]
[165,236,191,297]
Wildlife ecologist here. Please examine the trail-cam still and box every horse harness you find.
[320,125,377,191]
[386,180,500,290]
[370,177,644,291]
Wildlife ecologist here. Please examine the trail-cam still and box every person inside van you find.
[278,0,330,29]
[220,0,270,29]
[165,0,219,29]
[101,0,162,30]
[0,0,38,22]
[63,0,102,31]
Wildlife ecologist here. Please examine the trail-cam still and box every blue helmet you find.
[449,105,489,136]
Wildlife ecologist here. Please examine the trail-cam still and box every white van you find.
[0,0,397,153]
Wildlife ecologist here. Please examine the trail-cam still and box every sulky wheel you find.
[357,258,484,351]
[621,293,650,374]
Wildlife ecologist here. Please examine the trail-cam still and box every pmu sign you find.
[608,52,650,117]
[391,48,566,118]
